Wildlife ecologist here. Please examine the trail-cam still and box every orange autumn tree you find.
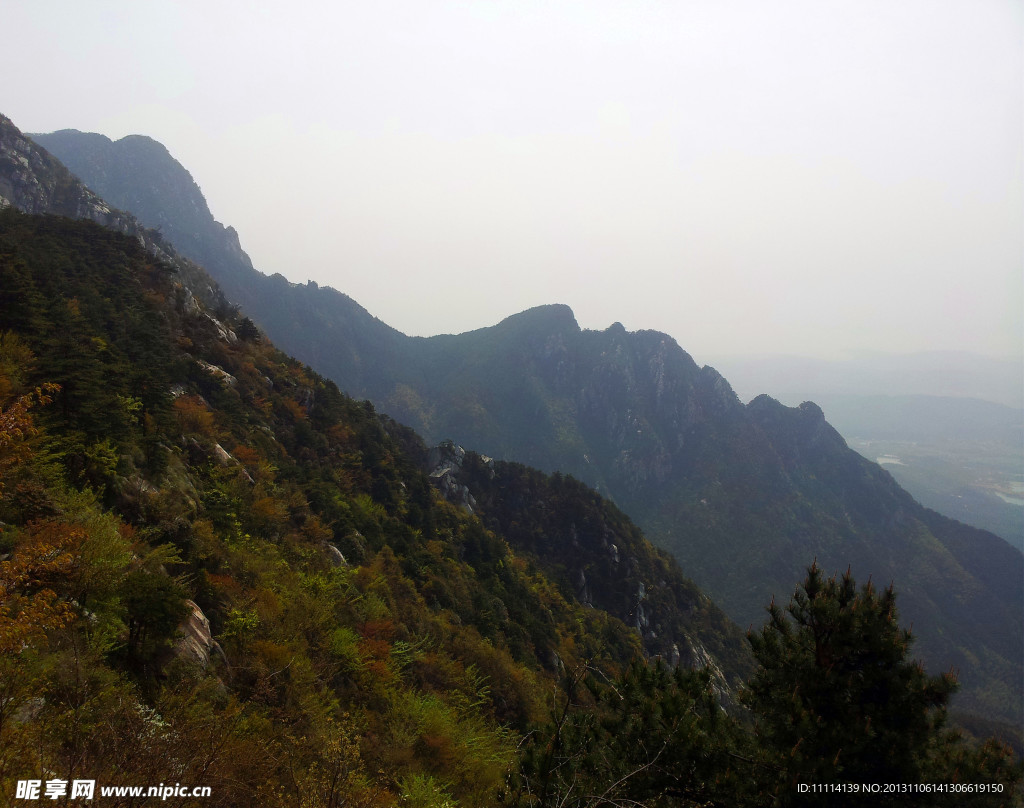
[0,380,79,652]
[0,520,80,654]
[1,379,79,784]
[0,383,57,494]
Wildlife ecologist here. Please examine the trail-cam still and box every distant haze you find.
[6,0,1021,361]
[706,351,1024,409]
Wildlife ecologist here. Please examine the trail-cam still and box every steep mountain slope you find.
[29,127,411,397]
[0,206,756,805]
[404,439,752,682]
[392,308,1023,727]
[24,129,250,284]
[9,115,748,685]
[27,122,1023,732]
[1,117,226,318]
[0,114,773,803]
[800,393,1024,551]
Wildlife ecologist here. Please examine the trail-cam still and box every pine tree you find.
[743,563,1019,806]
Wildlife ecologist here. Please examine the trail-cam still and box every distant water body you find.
[995,481,1024,507]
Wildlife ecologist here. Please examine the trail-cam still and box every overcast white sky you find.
[5,0,1022,360]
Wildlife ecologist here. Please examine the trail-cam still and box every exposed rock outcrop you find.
[427,440,486,514]
[196,359,237,386]
[174,600,226,670]
[323,543,348,567]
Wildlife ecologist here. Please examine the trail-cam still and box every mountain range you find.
[0,114,771,804]
[7,116,1022,737]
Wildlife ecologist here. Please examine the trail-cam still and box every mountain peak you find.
[495,303,580,334]
[31,127,113,146]
[113,133,179,161]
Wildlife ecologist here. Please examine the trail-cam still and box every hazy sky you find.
[5,0,1022,360]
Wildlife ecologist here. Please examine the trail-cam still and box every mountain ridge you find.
[23,120,1024,732]
[0,123,785,802]
[6,116,747,690]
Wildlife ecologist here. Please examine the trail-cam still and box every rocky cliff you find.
[28,127,408,396]
[1,115,226,315]
[29,129,254,289]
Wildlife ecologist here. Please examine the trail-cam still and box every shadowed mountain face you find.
[29,128,408,398]
[29,123,1024,730]
[27,130,253,286]
[355,310,1023,727]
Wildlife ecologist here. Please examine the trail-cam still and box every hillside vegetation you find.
[0,210,663,804]
[27,126,1022,732]
[2,208,1019,807]
[1,111,1020,804]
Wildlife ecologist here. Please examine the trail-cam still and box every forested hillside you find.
[422,444,752,681]
[0,187,1020,807]
[30,125,1023,734]
[0,210,667,804]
